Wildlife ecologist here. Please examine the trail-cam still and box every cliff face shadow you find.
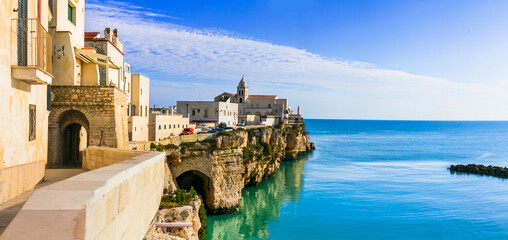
[207,153,312,239]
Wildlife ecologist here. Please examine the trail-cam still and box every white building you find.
[177,97,238,127]
[149,107,190,141]
[215,77,301,125]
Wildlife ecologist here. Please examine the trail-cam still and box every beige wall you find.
[149,114,190,141]
[0,0,51,204]
[129,74,149,141]
[1,147,166,240]
[131,74,150,117]
[49,0,85,49]
[129,116,149,142]
[177,101,239,126]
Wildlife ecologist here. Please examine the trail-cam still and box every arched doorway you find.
[62,123,87,167]
[176,170,213,209]
[48,109,90,168]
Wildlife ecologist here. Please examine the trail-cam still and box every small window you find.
[169,124,171,129]
[164,125,166,129]
[178,124,180,128]
[29,105,36,141]
[159,125,161,130]
[67,2,76,24]
[173,124,176,128]
[192,109,195,116]
[49,0,53,14]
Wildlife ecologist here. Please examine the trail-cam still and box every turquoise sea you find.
[207,119,508,239]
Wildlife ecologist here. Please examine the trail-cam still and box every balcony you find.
[11,18,53,85]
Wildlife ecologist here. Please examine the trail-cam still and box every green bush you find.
[155,145,163,152]
[163,144,179,150]
[150,143,157,149]
[262,142,272,156]
[216,131,234,137]
[243,147,254,161]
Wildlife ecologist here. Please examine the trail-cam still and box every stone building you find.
[215,77,302,125]
[84,29,125,87]
[149,108,190,141]
[128,74,150,141]
[0,0,53,204]
[47,2,145,167]
[177,97,239,127]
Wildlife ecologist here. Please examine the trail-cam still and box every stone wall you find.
[167,124,313,213]
[1,148,166,240]
[48,86,129,167]
[82,146,146,170]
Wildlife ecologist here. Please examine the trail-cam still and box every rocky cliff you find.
[144,197,203,240]
[166,124,314,214]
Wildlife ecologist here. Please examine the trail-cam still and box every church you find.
[215,77,302,125]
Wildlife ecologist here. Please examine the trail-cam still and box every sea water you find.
[207,120,508,239]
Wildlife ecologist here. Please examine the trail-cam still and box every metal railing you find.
[11,18,52,74]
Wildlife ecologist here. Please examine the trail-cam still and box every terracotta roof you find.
[248,95,277,100]
[84,32,100,39]
[227,92,236,96]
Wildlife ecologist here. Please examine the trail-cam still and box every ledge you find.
[11,66,53,85]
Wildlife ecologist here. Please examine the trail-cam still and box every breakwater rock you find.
[449,164,508,178]
[165,124,313,214]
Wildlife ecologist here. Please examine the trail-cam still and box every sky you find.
[85,0,508,120]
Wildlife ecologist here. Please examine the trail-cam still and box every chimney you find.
[104,28,112,41]
[297,105,301,115]
[112,29,119,46]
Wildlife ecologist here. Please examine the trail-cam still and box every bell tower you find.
[237,76,248,104]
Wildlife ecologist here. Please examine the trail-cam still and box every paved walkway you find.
[0,169,85,235]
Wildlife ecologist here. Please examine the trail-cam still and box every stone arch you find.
[175,170,214,210]
[246,111,252,115]
[48,109,91,168]
[255,111,261,116]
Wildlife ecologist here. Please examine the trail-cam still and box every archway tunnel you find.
[63,123,88,167]
[176,170,213,210]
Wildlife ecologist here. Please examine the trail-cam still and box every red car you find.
[181,128,194,135]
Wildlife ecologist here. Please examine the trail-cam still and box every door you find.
[17,0,28,66]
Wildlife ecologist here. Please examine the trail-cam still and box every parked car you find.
[218,122,227,128]
[237,120,247,126]
[180,128,194,135]
[207,129,219,134]
[224,127,234,130]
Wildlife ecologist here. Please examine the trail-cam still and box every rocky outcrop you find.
[450,164,508,178]
[167,124,313,214]
[144,197,202,240]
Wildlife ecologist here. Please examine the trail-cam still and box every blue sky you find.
[86,0,508,120]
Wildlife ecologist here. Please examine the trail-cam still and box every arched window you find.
[145,106,147,116]
[239,98,243,103]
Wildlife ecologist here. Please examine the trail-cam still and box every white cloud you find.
[86,1,508,120]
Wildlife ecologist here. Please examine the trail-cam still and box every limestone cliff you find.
[144,197,202,240]
[166,124,313,214]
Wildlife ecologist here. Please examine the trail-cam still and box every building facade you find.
[177,98,239,127]
[215,77,301,125]
[149,113,190,141]
[128,74,150,141]
[0,0,53,204]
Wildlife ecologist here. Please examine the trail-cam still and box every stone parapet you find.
[1,148,166,240]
